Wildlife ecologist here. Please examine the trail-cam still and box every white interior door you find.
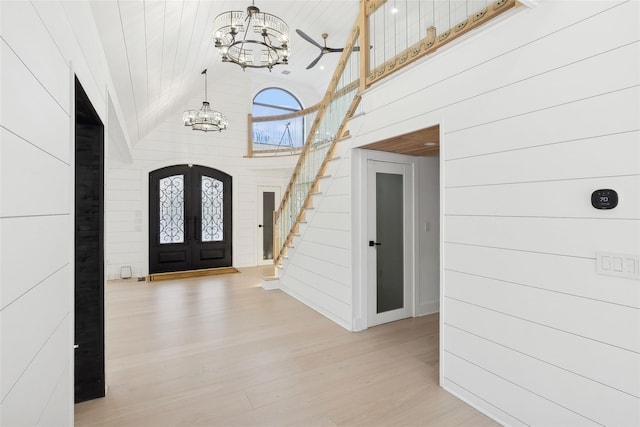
[257,186,281,265]
[367,160,413,326]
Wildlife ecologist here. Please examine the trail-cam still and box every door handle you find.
[258,224,263,228]
[369,240,381,247]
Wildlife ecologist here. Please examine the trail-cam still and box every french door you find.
[149,165,232,274]
[257,186,280,265]
[367,160,413,326]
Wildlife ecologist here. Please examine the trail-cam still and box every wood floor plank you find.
[75,266,499,426]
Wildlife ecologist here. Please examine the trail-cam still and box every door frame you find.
[366,159,414,327]
[352,149,418,330]
[257,186,281,265]
[148,162,234,274]
[74,76,106,403]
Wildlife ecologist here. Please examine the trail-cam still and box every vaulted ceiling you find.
[89,1,360,146]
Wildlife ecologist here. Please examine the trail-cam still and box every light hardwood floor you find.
[75,266,499,427]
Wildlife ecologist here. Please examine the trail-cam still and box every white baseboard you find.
[261,276,280,290]
[416,299,440,316]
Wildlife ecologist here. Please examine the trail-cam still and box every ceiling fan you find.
[296,29,360,69]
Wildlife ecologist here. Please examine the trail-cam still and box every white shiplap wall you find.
[278,138,353,330]
[350,1,640,425]
[0,1,125,424]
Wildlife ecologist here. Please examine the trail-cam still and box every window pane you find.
[252,116,305,148]
[159,175,184,244]
[254,88,302,111]
[201,176,224,242]
[252,88,305,149]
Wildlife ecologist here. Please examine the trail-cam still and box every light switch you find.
[596,252,640,280]
[613,257,623,272]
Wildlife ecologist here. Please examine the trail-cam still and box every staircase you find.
[268,0,519,288]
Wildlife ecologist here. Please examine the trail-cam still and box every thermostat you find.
[591,189,618,210]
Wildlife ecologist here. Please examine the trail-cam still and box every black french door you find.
[149,165,232,274]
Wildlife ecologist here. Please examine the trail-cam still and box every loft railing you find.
[364,0,516,85]
[273,25,361,263]
[248,104,321,157]
[272,0,518,265]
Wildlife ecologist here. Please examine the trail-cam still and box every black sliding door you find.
[149,165,232,274]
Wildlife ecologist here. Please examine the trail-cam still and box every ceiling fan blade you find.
[296,29,323,49]
[327,47,344,53]
[351,46,361,52]
[306,52,324,69]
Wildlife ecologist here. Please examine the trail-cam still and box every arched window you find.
[252,88,304,149]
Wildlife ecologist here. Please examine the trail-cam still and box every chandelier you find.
[213,1,290,71]
[183,69,228,132]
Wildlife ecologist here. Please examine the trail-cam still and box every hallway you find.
[75,266,497,426]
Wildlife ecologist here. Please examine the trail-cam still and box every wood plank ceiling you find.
[359,125,440,156]
[89,1,360,146]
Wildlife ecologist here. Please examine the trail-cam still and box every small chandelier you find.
[183,69,228,132]
[213,1,290,71]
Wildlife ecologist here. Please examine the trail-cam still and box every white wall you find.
[278,138,353,330]
[0,1,126,424]
[417,156,440,315]
[105,75,298,279]
[350,1,640,425]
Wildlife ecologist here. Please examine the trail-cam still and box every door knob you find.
[369,240,382,247]
[258,224,263,228]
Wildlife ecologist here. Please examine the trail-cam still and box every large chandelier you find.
[213,1,290,71]
[183,69,228,132]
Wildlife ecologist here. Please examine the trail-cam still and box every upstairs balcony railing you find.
[248,104,321,157]
[266,0,518,265]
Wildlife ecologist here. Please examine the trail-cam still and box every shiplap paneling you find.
[0,41,70,163]
[37,365,71,426]
[0,267,70,401]
[443,87,640,160]
[283,264,351,305]
[445,298,640,398]
[0,1,70,115]
[278,140,353,328]
[445,243,640,309]
[444,130,639,187]
[445,325,640,425]
[0,315,71,426]
[0,214,69,311]
[0,130,70,217]
[351,1,640,425]
[299,227,351,250]
[0,0,133,422]
[445,215,639,258]
[295,241,350,268]
[445,175,640,219]
[445,270,640,353]
[442,354,602,427]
